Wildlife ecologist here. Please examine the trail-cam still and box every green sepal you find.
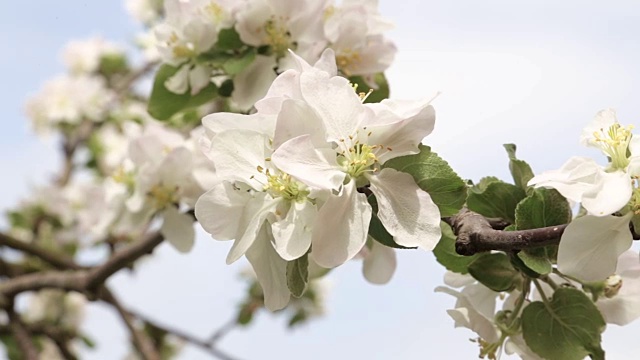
[384,145,467,217]
[286,253,309,298]
[433,221,479,274]
[522,288,606,360]
[468,253,522,292]
[147,64,218,120]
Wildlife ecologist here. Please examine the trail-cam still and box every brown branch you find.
[0,232,81,270]
[115,61,158,95]
[85,231,164,290]
[99,288,161,360]
[448,208,567,256]
[7,309,39,360]
[133,311,239,360]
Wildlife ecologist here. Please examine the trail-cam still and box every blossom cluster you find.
[149,0,396,110]
[194,49,441,310]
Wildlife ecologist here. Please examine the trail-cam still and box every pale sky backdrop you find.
[1,1,640,359]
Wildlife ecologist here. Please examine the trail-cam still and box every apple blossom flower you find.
[528,109,640,281]
[323,0,396,79]
[25,75,117,133]
[61,37,125,74]
[154,0,240,94]
[270,64,441,267]
[125,0,165,25]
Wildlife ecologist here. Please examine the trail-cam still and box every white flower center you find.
[264,16,293,57]
[336,48,361,76]
[168,32,196,59]
[337,130,391,185]
[592,123,634,170]
[148,183,179,209]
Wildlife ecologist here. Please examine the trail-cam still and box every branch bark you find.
[0,232,81,270]
[447,208,566,256]
[7,308,39,360]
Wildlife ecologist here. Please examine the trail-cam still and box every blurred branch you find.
[133,311,239,360]
[100,288,161,360]
[446,208,566,256]
[7,308,38,360]
[0,232,81,270]
[115,61,158,95]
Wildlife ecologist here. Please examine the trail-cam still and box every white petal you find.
[435,284,500,342]
[194,182,247,240]
[226,193,280,264]
[210,129,271,190]
[582,169,633,216]
[597,250,640,325]
[161,206,195,253]
[443,271,476,288]
[272,99,328,149]
[362,240,396,284]
[527,156,603,203]
[271,134,345,191]
[310,181,371,268]
[164,64,190,94]
[558,213,634,282]
[231,55,277,111]
[365,102,436,163]
[272,201,316,261]
[157,147,193,187]
[245,224,291,311]
[188,64,211,95]
[368,168,441,249]
[580,108,618,148]
[299,71,369,142]
[202,112,276,139]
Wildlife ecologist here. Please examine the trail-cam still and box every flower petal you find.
[368,168,441,249]
[558,213,634,282]
[161,206,195,253]
[527,156,602,203]
[271,134,345,191]
[210,129,271,190]
[245,224,291,311]
[272,99,328,149]
[582,169,633,216]
[299,70,369,142]
[310,181,371,268]
[195,181,246,240]
[362,240,396,284]
[232,55,278,110]
[272,201,316,261]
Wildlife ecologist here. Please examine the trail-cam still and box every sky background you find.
[2,0,640,359]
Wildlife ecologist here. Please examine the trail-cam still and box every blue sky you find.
[2,1,640,359]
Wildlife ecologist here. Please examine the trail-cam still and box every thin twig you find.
[7,308,39,360]
[100,288,161,360]
[0,232,81,270]
[133,311,239,360]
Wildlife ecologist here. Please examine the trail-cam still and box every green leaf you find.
[466,180,526,223]
[216,27,245,51]
[433,221,479,273]
[522,288,606,360]
[222,49,256,75]
[517,248,552,275]
[515,188,572,230]
[147,64,218,120]
[514,188,571,274]
[348,73,389,103]
[80,334,96,349]
[503,144,535,190]
[367,194,415,249]
[384,145,467,217]
[467,253,521,292]
[473,176,501,192]
[286,253,309,298]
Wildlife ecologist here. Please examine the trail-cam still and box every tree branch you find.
[99,288,161,360]
[7,308,39,360]
[133,311,239,360]
[448,208,566,256]
[85,231,164,290]
[0,232,81,270]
